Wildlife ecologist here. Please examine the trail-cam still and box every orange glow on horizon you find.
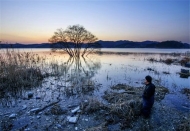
[0,32,188,44]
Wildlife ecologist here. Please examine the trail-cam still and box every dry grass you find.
[147,56,190,67]
[155,86,169,101]
[102,84,169,128]
[111,83,134,91]
[85,122,108,131]
[0,49,45,91]
[81,97,105,113]
[105,84,169,106]
[103,91,140,103]
[181,88,190,99]
[164,58,173,65]
[103,86,142,127]
[109,99,142,117]
[147,57,159,63]
[180,57,190,65]
[50,104,65,115]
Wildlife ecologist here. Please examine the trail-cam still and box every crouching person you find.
[142,75,156,118]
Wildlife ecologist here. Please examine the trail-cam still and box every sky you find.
[0,0,189,44]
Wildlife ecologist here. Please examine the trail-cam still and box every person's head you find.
[145,75,152,84]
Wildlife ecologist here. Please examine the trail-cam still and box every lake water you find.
[4,48,189,53]
[1,48,189,106]
[0,48,189,130]
[21,48,189,108]
[23,48,189,89]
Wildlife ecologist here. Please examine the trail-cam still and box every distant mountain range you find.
[0,40,189,48]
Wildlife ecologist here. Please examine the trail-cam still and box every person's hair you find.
[145,75,152,83]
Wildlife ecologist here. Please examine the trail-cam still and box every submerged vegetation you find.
[147,56,190,66]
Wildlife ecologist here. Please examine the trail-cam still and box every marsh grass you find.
[85,84,170,129]
[146,53,190,68]
[163,58,173,65]
[181,88,190,99]
[0,49,45,92]
[103,85,143,127]
[81,97,105,113]
[180,57,190,65]
[147,57,159,63]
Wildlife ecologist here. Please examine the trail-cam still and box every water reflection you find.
[0,50,189,110]
[60,56,101,96]
[0,81,43,107]
[0,54,101,106]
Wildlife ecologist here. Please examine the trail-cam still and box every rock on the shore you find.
[9,113,16,119]
[24,128,30,131]
[22,105,27,110]
[84,119,88,121]
[28,92,33,98]
[71,106,80,114]
[67,116,78,123]
[55,124,62,129]
[84,100,88,103]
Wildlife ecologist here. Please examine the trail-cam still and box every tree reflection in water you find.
[61,55,101,96]
[0,54,101,106]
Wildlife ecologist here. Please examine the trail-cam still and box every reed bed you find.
[0,49,45,91]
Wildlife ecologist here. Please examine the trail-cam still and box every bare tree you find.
[49,25,100,57]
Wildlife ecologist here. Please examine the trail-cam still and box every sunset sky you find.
[0,0,189,44]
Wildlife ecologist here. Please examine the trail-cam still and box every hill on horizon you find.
[0,40,189,49]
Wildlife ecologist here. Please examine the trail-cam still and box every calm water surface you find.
[6,48,189,53]
[1,48,189,111]
[3,48,189,90]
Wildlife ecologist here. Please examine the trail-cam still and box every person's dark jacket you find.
[143,83,156,99]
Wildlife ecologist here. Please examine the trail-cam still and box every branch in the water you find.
[35,100,61,114]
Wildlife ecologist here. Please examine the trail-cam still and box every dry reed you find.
[0,49,45,90]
